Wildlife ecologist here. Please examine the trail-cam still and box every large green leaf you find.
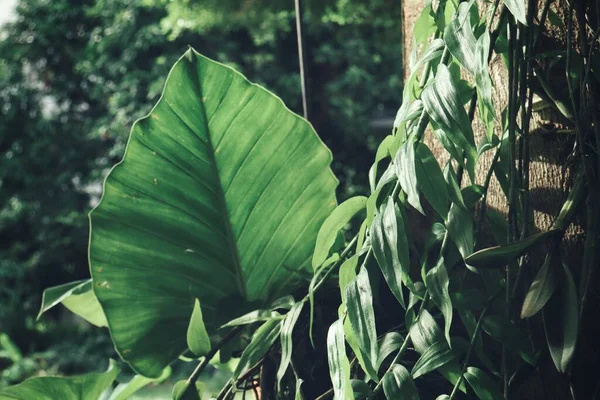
[327,319,353,400]
[89,49,337,377]
[0,361,118,400]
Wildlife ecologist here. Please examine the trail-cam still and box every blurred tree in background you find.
[0,0,402,385]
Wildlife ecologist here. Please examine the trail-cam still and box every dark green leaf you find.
[369,135,398,192]
[38,280,107,328]
[425,260,453,346]
[395,141,424,214]
[277,302,304,388]
[411,340,455,379]
[89,49,337,377]
[465,230,559,268]
[464,366,503,400]
[377,332,404,370]
[351,380,373,400]
[475,30,496,142]
[382,364,420,400]
[346,267,379,380]
[415,143,450,219]
[446,202,473,260]
[371,198,412,307]
[444,2,478,74]
[313,196,367,270]
[0,360,118,400]
[521,254,558,318]
[543,262,578,373]
[233,319,281,381]
[327,319,352,400]
[482,315,536,365]
[504,0,528,25]
[443,162,465,209]
[187,298,211,356]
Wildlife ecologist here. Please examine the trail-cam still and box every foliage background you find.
[0,0,402,388]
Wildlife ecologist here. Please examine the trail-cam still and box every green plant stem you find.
[314,388,334,400]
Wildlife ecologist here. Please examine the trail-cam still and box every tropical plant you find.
[3,0,600,399]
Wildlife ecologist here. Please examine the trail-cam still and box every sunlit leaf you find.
[187,298,211,356]
[543,262,578,373]
[369,135,398,192]
[411,340,455,379]
[327,319,352,400]
[276,302,304,388]
[464,366,503,400]
[382,364,420,400]
[444,2,478,74]
[89,49,337,377]
[108,366,171,400]
[395,140,424,214]
[313,196,367,270]
[465,230,559,268]
[0,360,118,400]
[504,0,528,25]
[521,253,558,318]
[371,198,412,308]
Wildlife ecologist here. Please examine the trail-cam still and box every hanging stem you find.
[294,0,309,120]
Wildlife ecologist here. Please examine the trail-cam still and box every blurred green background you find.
[0,0,402,394]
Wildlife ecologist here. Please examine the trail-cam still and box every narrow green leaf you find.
[371,197,411,308]
[109,367,171,400]
[382,364,420,400]
[482,315,536,365]
[521,254,558,318]
[444,2,478,74]
[0,360,118,400]
[377,332,404,370]
[457,310,496,373]
[339,254,359,303]
[233,319,281,381]
[411,340,455,379]
[313,196,367,269]
[295,378,304,400]
[38,279,107,327]
[425,259,453,347]
[327,319,352,400]
[465,230,559,268]
[369,135,397,192]
[172,380,200,400]
[0,333,22,363]
[395,141,424,214]
[415,143,450,219]
[475,30,496,143]
[443,162,465,209]
[276,302,304,388]
[446,202,473,260]
[345,267,379,380]
[504,0,528,25]
[186,299,211,357]
[422,64,477,181]
[221,309,280,328]
[464,366,503,400]
[270,296,296,310]
[543,262,579,373]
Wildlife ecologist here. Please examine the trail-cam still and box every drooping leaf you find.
[38,279,107,328]
[295,378,304,400]
[377,332,404,370]
[443,162,465,209]
[422,64,477,181]
[0,360,118,400]
[444,2,478,74]
[475,30,496,142]
[382,364,420,400]
[276,302,304,388]
[89,49,337,377]
[309,253,339,344]
[415,143,450,219]
[312,196,367,270]
[221,309,280,328]
[345,267,379,380]
[0,334,22,363]
[504,0,528,25]
[411,340,455,379]
[457,310,496,373]
[172,380,201,400]
[186,298,211,356]
[327,319,352,400]
[108,366,171,400]
[425,259,453,347]
[351,380,373,399]
[371,198,411,308]
[465,230,559,268]
[395,140,424,214]
[446,202,473,261]
[233,319,281,381]
[369,135,398,192]
[464,366,503,400]
[543,262,579,373]
[521,253,558,318]
[482,315,536,365]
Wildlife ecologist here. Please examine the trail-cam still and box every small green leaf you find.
[465,230,559,268]
[371,198,412,308]
[0,333,22,363]
[233,319,281,381]
[109,367,171,400]
[0,360,119,400]
[521,253,558,318]
[327,319,352,400]
[547,9,563,28]
[313,196,367,270]
[38,279,107,327]
[187,298,211,357]
[411,340,455,379]
[345,267,379,381]
[172,380,200,400]
[444,2,478,74]
[276,302,304,388]
[339,254,359,303]
[395,141,424,214]
[543,262,579,373]
[425,260,453,347]
[221,309,280,328]
[351,380,373,399]
[504,0,528,25]
[464,366,503,400]
[413,4,437,45]
[382,364,420,400]
[415,143,450,219]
